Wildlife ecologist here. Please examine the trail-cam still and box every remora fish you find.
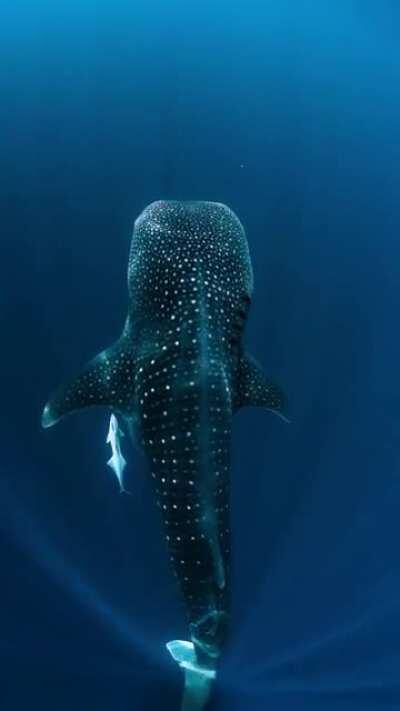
[42,200,287,709]
[106,413,129,493]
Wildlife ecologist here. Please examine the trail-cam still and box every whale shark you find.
[42,200,286,709]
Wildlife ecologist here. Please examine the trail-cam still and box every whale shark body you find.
[42,200,286,709]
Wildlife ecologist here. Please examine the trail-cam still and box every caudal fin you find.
[166,640,216,711]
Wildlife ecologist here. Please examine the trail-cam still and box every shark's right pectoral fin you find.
[234,353,289,422]
[42,338,135,428]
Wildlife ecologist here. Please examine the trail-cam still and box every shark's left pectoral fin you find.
[42,337,135,428]
[234,354,289,422]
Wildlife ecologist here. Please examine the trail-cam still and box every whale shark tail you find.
[166,640,216,711]
[166,608,227,710]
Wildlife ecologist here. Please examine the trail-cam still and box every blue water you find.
[1,1,400,709]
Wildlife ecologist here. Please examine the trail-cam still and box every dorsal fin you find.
[234,353,288,421]
[42,337,135,428]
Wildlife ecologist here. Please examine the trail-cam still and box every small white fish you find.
[106,414,129,494]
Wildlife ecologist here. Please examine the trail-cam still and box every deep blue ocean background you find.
[1,1,400,709]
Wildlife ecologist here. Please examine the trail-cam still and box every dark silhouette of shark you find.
[42,200,287,709]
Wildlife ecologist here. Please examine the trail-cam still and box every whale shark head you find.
[126,200,254,341]
[42,200,287,675]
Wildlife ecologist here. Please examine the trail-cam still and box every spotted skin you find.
[42,200,286,671]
